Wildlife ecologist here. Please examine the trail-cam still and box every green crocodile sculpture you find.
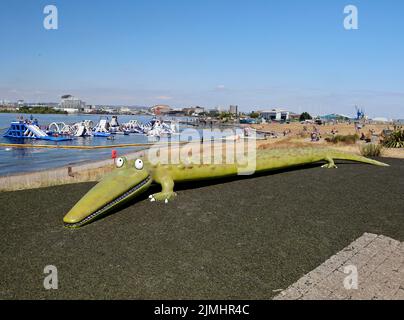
[63,147,389,228]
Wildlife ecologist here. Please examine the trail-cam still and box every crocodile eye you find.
[115,157,125,168]
[135,159,143,170]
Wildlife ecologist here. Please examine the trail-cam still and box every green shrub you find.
[383,130,404,148]
[325,134,359,145]
[360,144,383,157]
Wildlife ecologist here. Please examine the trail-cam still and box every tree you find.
[299,112,312,122]
[219,112,232,119]
[249,111,260,119]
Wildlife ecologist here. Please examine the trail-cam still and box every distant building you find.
[83,105,97,114]
[239,118,259,124]
[166,108,186,117]
[194,106,205,115]
[26,102,57,108]
[104,107,117,114]
[372,117,389,123]
[151,104,171,115]
[120,107,133,114]
[259,109,290,122]
[183,106,205,116]
[59,95,86,113]
[0,99,14,107]
[208,109,220,117]
[320,113,351,121]
[229,105,238,115]
[0,104,17,111]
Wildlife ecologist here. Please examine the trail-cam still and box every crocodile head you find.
[63,156,152,228]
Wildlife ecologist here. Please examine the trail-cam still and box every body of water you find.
[0,113,206,176]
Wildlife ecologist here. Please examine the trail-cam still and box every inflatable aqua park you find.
[3,120,72,142]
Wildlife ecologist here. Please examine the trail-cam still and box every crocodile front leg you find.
[321,156,338,169]
[149,175,177,203]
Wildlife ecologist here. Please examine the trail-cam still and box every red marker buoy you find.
[112,149,117,164]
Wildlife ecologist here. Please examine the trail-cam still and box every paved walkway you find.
[275,233,404,300]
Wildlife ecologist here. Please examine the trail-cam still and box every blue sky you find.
[0,0,403,118]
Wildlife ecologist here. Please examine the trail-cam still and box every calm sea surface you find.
[0,113,205,176]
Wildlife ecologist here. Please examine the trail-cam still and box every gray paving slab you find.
[275,233,404,300]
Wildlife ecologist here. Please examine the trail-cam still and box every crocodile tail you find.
[333,152,390,167]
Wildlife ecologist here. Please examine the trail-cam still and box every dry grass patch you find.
[360,144,383,157]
